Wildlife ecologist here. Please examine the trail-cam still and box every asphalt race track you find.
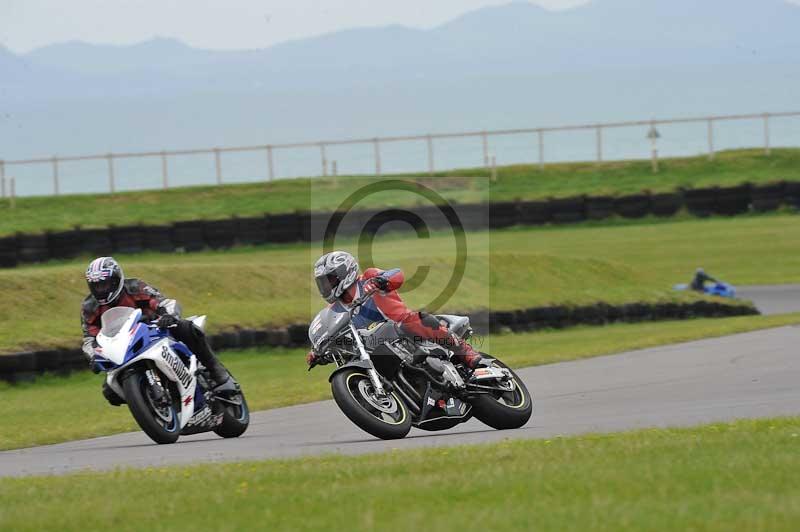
[1,325,798,478]
[739,285,800,315]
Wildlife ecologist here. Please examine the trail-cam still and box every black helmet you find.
[314,251,359,303]
[86,257,124,305]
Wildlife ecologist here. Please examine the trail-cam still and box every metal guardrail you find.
[1,110,798,198]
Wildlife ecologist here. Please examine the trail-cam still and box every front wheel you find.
[331,369,411,440]
[122,369,181,444]
[470,358,533,430]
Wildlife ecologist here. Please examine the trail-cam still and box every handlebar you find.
[348,288,378,313]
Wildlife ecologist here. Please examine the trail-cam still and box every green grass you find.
[2,417,799,531]
[2,213,796,354]
[1,314,797,451]
[0,147,797,236]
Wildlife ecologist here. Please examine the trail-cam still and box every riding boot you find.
[174,320,235,393]
[194,341,236,392]
[450,337,482,369]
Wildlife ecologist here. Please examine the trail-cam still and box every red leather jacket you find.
[80,279,166,356]
[339,268,451,342]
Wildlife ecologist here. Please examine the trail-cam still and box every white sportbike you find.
[93,307,249,444]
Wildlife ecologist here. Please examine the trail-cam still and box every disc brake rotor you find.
[145,385,174,423]
[357,379,398,414]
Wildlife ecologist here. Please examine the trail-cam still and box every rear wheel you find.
[122,369,181,444]
[213,387,250,438]
[331,369,411,440]
[470,358,533,430]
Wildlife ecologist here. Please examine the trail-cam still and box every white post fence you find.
[51,156,59,195]
[319,143,328,177]
[426,135,435,176]
[595,126,603,163]
[537,129,545,170]
[266,145,275,181]
[161,151,169,189]
[214,148,223,185]
[707,119,715,161]
[8,177,16,208]
[2,110,798,196]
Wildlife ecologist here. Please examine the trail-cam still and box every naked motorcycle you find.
[308,293,533,440]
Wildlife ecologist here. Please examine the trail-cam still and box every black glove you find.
[364,276,389,293]
[156,314,179,329]
[89,355,102,374]
[306,351,331,371]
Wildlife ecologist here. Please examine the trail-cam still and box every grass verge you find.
[1,314,797,451]
[3,214,796,354]
[0,147,797,235]
[1,417,799,531]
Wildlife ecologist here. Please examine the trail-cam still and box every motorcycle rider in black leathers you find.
[81,256,236,405]
[690,267,718,292]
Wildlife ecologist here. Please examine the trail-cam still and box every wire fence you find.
[1,110,799,198]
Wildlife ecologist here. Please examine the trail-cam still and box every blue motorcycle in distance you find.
[673,281,737,299]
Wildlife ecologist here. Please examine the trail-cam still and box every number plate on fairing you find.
[471,366,510,381]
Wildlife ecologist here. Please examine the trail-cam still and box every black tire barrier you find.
[141,225,175,253]
[237,329,256,349]
[614,194,651,219]
[651,192,683,217]
[750,182,786,212]
[684,188,716,217]
[79,229,114,256]
[203,219,238,250]
[236,216,270,246]
[785,182,800,210]
[467,310,491,334]
[0,298,760,382]
[48,230,84,260]
[303,212,332,243]
[549,196,586,224]
[515,201,550,226]
[3,181,800,270]
[489,202,521,229]
[0,236,18,268]
[266,213,304,243]
[287,324,309,346]
[266,328,290,347]
[171,221,206,252]
[585,196,615,221]
[713,184,751,216]
[415,204,453,231]
[16,233,50,263]
[361,208,426,237]
[109,225,145,255]
[489,311,516,331]
[349,209,384,238]
[453,203,490,231]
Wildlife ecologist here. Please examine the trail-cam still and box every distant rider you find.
[690,267,718,292]
[81,256,235,405]
[306,251,482,369]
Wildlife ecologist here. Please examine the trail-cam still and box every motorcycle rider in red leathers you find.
[81,256,235,405]
[307,251,482,369]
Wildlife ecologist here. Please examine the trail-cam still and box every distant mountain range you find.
[2,0,800,102]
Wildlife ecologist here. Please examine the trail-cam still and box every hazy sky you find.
[0,0,590,53]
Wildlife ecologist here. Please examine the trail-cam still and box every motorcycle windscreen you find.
[100,307,139,336]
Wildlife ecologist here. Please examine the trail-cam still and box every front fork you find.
[349,323,387,397]
[144,367,169,404]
